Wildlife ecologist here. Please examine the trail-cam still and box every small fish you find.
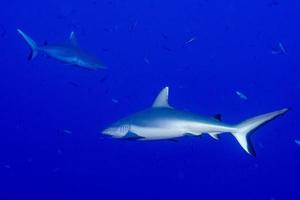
[130,20,138,32]
[3,164,11,169]
[295,139,300,146]
[160,33,168,40]
[278,42,288,55]
[112,99,119,104]
[236,91,248,100]
[62,129,72,134]
[183,37,196,47]
[99,76,108,83]
[102,48,110,52]
[57,148,63,155]
[68,81,80,87]
[162,45,172,52]
[268,0,280,7]
[52,168,61,173]
[271,42,288,55]
[144,57,150,65]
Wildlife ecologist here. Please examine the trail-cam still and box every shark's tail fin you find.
[17,29,39,60]
[232,108,288,156]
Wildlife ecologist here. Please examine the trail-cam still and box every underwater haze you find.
[0,0,299,199]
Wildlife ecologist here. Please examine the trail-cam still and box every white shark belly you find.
[130,120,236,140]
[130,124,186,140]
[183,121,236,136]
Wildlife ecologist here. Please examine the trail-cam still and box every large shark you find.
[17,29,105,70]
[102,87,288,156]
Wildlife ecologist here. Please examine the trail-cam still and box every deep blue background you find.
[0,0,299,199]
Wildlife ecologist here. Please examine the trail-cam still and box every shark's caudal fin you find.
[17,29,39,60]
[232,108,288,156]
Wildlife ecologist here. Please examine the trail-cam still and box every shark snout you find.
[102,127,115,136]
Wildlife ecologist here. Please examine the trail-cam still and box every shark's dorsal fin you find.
[69,31,78,46]
[152,87,172,108]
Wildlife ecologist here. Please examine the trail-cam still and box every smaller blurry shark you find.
[102,87,288,156]
[17,29,105,70]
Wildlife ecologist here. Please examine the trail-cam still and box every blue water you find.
[0,0,299,199]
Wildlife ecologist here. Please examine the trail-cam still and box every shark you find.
[102,87,288,156]
[17,29,105,70]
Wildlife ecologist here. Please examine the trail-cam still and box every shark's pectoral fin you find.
[69,32,78,46]
[122,131,144,140]
[152,87,173,108]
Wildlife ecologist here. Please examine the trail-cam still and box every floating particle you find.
[236,91,248,100]
[295,139,300,146]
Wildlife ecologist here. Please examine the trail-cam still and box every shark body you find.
[17,29,105,70]
[103,87,288,156]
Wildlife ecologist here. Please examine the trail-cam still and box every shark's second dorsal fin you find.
[69,32,78,46]
[152,87,172,108]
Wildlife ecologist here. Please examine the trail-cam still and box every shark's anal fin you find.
[152,86,172,108]
[69,32,78,46]
[209,132,221,140]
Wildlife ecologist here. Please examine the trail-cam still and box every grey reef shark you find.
[17,29,105,70]
[103,87,288,156]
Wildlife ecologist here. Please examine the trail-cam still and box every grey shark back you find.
[17,29,106,69]
[102,87,288,156]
